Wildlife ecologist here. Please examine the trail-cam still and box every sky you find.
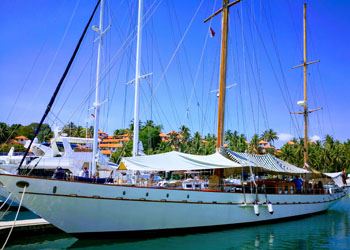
[0,0,349,146]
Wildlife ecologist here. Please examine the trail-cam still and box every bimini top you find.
[121,151,242,171]
[225,150,309,174]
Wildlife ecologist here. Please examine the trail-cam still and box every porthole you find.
[123,191,126,195]
[16,181,29,188]
[166,193,169,198]
[187,194,190,199]
[53,186,57,194]
[146,192,149,197]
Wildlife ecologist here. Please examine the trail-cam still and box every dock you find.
[0,218,62,237]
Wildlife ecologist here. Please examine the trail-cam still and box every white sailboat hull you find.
[0,174,345,234]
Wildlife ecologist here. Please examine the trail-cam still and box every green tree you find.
[0,123,10,144]
[248,134,260,154]
[110,141,133,163]
[261,129,278,145]
[139,120,162,154]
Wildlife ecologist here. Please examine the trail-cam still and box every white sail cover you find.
[324,172,345,187]
[121,151,242,171]
[226,150,309,174]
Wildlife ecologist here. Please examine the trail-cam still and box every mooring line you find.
[1,186,26,250]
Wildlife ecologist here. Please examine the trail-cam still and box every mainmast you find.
[91,0,105,176]
[292,3,320,168]
[204,0,241,181]
[132,0,144,157]
[205,0,241,151]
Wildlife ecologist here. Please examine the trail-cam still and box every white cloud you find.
[278,133,294,142]
[310,135,321,142]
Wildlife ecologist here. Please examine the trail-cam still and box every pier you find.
[0,218,61,237]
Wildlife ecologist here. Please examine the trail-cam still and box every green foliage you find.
[0,122,10,144]
[110,141,133,163]
[261,129,278,145]
[0,143,26,152]
[0,122,53,143]
[248,134,260,154]
[279,135,350,172]
[139,120,162,154]
[62,123,92,138]
[225,130,247,152]
[114,129,129,136]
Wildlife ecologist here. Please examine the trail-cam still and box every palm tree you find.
[261,129,278,145]
[190,132,202,154]
[248,134,260,154]
[179,125,190,143]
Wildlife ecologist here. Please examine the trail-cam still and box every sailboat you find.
[0,0,346,235]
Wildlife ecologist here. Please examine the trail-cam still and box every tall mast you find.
[91,0,105,175]
[204,0,241,182]
[216,0,229,150]
[132,0,144,157]
[204,0,241,150]
[291,3,320,169]
[302,3,308,167]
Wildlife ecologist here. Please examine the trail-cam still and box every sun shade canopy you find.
[225,150,309,174]
[121,151,242,171]
[121,149,308,174]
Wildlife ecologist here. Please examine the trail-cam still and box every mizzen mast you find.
[291,3,321,169]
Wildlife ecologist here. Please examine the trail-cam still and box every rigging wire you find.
[184,0,218,132]
[5,0,69,124]
[251,2,302,138]
[238,5,257,135]
[152,0,204,97]
[4,0,75,144]
[245,6,270,131]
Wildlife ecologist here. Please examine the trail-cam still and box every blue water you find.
[4,198,350,250]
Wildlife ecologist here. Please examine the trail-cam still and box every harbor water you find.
[2,198,350,250]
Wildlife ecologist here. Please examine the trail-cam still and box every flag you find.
[209,27,215,37]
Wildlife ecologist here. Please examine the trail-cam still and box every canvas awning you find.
[226,150,309,174]
[121,149,309,174]
[121,151,242,171]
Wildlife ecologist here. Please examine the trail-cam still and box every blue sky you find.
[0,0,349,145]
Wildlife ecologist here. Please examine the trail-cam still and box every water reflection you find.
[6,199,350,250]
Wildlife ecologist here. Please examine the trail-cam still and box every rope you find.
[0,199,15,220]
[1,186,26,250]
[0,193,12,211]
